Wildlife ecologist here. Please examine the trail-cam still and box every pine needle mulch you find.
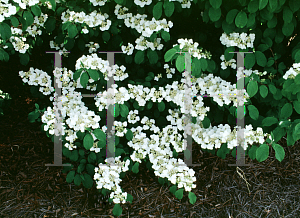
[1,53,300,218]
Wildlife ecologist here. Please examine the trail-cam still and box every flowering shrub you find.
[1,0,300,216]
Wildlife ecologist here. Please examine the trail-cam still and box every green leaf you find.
[226,9,239,24]
[255,51,267,67]
[45,16,56,33]
[295,50,300,63]
[293,101,300,114]
[235,11,248,28]
[248,0,259,13]
[224,47,235,61]
[209,0,222,9]
[113,204,122,216]
[86,163,95,176]
[0,22,12,41]
[19,53,30,66]
[28,111,39,122]
[259,85,268,98]
[126,193,133,203]
[247,80,258,98]
[188,192,197,204]
[175,189,184,200]
[125,129,133,141]
[87,69,99,81]
[120,104,129,118]
[69,150,79,161]
[132,162,139,173]
[176,54,185,73]
[146,101,153,110]
[163,1,174,17]
[158,101,165,112]
[77,163,85,173]
[209,7,221,22]
[248,105,259,120]
[31,4,42,16]
[134,51,144,64]
[216,143,230,159]
[248,145,258,160]
[79,149,85,156]
[283,6,293,23]
[268,0,277,10]
[169,185,177,195]
[62,163,73,173]
[10,16,19,28]
[153,2,163,20]
[267,15,277,28]
[268,84,277,95]
[48,0,56,11]
[282,22,294,37]
[272,143,285,162]
[80,72,89,88]
[158,177,165,185]
[147,50,158,65]
[74,174,82,186]
[66,171,75,183]
[191,58,202,78]
[289,0,300,13]
[68,24,78,39]
[83,133,94,150]
[82,173,93,189]
[102,31,110,42]
[262,116,278,126]
[280,103,293,120]
[23,10,34,27]
[161,30,170,42]
[201,58,209,72]
[92,129,106,141]
[244,53,256,69]
[164,48,178,62]
[259,0,268,10]
[256,143,269,162]
[0,48,9,62]
[272,126,286,143]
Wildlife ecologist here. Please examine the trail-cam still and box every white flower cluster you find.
[1,12,48,54]
[75,54,129,85]
[164,64,176,79]
[127,125,196,192]
[190,120,270,150]
[220,54,236,70]
[132,35,164,51]
[19,67,55,95]
[121,42,134,55]
[127,110,140,124]
[220,32,255,49]
[61,9,111,31]
[9,35,29,54]
[120,9,173,38]
[134,0,152,7]
[13,0,39,9]
[89,0,108,7]
[177,38,212,59]
[85,41,100,54]
[94,156,130,204]
[283,63,300,80]
[0,0,17,22]
[49,37,71,58]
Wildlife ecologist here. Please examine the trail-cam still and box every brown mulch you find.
[1,50,300,218]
